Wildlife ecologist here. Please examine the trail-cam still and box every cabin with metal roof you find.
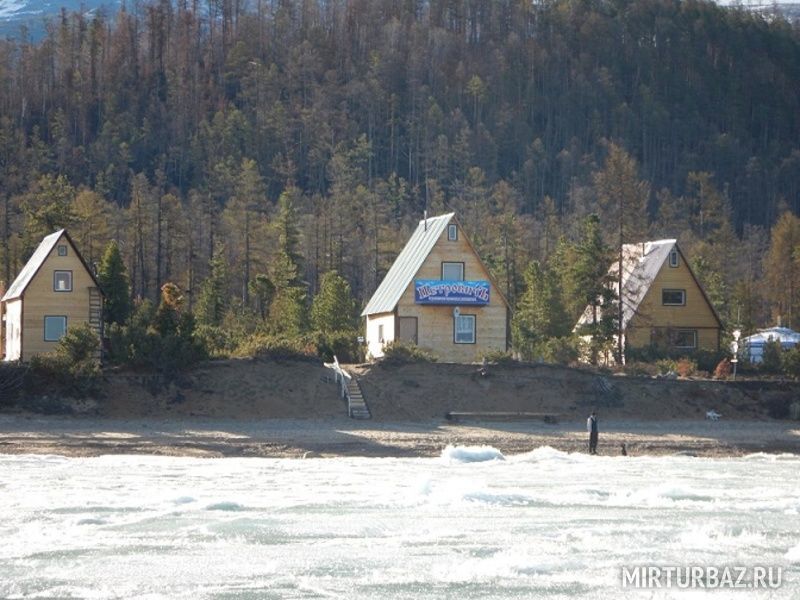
[362,213,509,363]
[575,239,722,361]
[1,230,103,362]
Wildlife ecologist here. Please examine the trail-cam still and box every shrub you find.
[315,330,363,363]
[539,336,583,365]
[655,358,677,375]
[27,324,101,396]
[713,358,732,380]
[761,339,783,373]
[780,346,800,379]
[480,350,517,366]
[381,340,437,365]
[233,334,316,361]
[623,361,658,377]
[675,357,697,378]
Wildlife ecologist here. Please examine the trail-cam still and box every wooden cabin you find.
[362,213,509,363]
[1,230,103,362]
[575,239,722,361]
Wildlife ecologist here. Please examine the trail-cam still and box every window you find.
[57,244,68,256]
[669,249,679,268]
[454,314,476,344]
[378,324,384,343]
[44,316,67,342]
[442,262,464,281]
[448,224,458,241]
[662,289,685,306]
[54,271,73,292]
[673,330,697,349]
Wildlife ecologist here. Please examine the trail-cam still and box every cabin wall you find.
[365,312,395,359]
[628,252,720,351]
[21,240,97,362]
[3,299,22,361]
[395,223,507,363]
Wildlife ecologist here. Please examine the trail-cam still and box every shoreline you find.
[0,414,798,458]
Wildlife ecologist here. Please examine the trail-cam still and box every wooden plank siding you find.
[627,250,720,351]
[394,222,507,363]
[19,237,100,361]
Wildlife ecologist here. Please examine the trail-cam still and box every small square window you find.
[54,271,72,292]
[669,249,679,268]
[662,289,685,306]
[673,330,697,349]
[442,262,464,281]
[44,316,67,342]
[454,314,476,344]
[57,245,68,256]
[447,224,458,241]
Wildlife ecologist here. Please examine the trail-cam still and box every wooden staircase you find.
[346,376,371,419]
[88,286,103,361]
[326,356,371,420]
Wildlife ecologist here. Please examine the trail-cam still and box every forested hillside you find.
[1,0,799,345]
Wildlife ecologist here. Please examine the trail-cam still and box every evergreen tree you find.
[764,211,800,329]
[195,244,229,327]
[511,261,569,360]
[311,271,358,333]
[568,215,618,364]
[97,240,132,326]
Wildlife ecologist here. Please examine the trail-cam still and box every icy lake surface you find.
[1,448,799,599]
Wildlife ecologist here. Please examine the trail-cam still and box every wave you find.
[206,501,246,511]
[440,445,505,463]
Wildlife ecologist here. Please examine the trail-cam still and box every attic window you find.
[662,289,686,306]
[669,249,679,268]
[57,244,68,256]
[448,224,458,241]
[54,271,73,292]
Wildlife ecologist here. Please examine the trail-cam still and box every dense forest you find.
[1,0,800,360]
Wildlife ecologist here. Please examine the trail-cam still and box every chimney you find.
[424,210,428,231]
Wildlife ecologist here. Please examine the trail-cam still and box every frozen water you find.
[0,448,798,599]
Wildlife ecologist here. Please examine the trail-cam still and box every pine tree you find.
[311,271,358,333]
[195,244,229,327]
[511,261,569,360]
[764,211,800,329]
[568,215,618,364]
[97,240,132,326]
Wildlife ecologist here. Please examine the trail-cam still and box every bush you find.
[762,339,783,373]
[315,330,363,363]
[27,324,101,396]
[675,357,697,377]
[480,350,517,366]
[623,361,658,377]
[233,334,317,360]
[655,358,677,375]
[381,340,437,365]
[713,358,732,380]
[539,336,583,365]
[780,346,800,379]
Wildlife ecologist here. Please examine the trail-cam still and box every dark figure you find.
[620,442,627,456]
[587,411,598,455]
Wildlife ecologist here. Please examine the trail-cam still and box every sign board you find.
[414,280,490,305]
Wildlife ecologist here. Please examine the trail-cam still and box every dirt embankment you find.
[350,361,797,422]
[10,358,799,422]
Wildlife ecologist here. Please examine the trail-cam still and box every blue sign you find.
[414,280,490,305]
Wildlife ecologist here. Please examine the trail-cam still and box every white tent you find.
[739,327,800,363]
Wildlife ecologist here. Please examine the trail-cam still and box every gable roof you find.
[361,213,509,316]
[1,230,102,302]
[575,239,722,331]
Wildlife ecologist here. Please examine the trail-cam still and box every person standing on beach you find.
[587,411,598,455]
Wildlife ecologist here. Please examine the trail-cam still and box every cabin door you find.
[398,317,418,345]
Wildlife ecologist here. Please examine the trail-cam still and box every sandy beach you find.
[0,414,798,458]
